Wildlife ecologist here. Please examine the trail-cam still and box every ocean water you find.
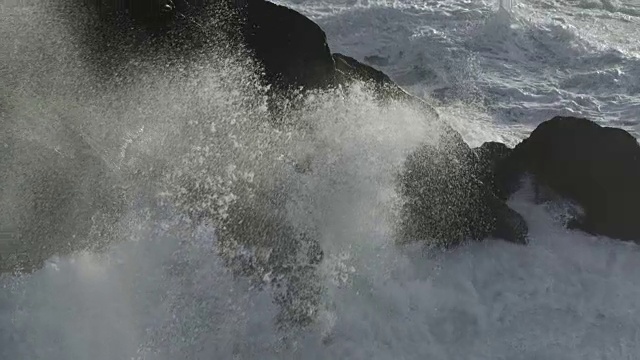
[281,0,640,143]
[1,1,640,359]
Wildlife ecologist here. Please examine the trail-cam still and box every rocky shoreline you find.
[3,0,639,273]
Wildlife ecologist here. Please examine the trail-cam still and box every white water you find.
[281,0,640,140]
[2,1,640,359]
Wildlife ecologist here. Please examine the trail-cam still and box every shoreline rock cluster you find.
[232,0,640,245]
[3,0,639,280]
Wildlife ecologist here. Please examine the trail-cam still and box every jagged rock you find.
[494,116,640,242]
[56,0,234,82]
[473,141,513,199]
[233,2,527,247]
[239,0,336,93]
[397,139,528,247]
[52,0,527,247]
[46,0,530,327]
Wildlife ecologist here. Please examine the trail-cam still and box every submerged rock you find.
[493,116,640,242]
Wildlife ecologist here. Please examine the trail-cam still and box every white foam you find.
[3,171,640,359]
[279,0,640,136]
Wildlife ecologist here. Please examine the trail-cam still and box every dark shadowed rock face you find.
[473,141,513,200]
[495,116,640,242]
[233,1,527,250]
[232,3,527,247]
[397,138,528,247]
[94,0,193,22]
[57,0,239,83]
[71,0,337,98]
[239,0,336,93]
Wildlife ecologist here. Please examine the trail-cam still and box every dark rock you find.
[495,116,640,241]
[67,0,430,114]
[234,1,528,250]
[321,39,526,248]
[56,1,525,248]
[63,0,334,94]
[397,137,528,247]
[473,141,513,199]
[48,0,529,329]
[490,198,528,244]
[239,0,336,93]
[56,0,233,83]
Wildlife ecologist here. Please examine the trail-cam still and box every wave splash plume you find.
[1,1,640,359]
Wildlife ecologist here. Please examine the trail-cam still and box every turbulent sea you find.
[1,0,640,359]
